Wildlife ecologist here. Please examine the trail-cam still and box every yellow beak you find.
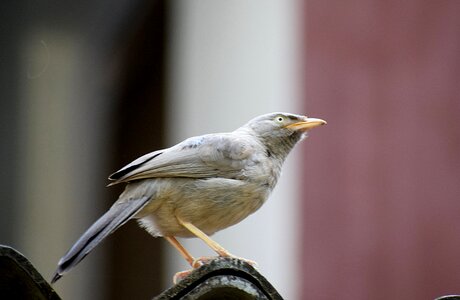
[285,117,327,132]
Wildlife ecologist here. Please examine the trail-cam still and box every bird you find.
[51,112,326,284]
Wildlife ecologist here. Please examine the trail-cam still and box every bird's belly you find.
[136,177,270,238]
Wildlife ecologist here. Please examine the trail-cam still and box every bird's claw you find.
[173,269,193,284]
[173,255,258,283]
[191,256,215,268]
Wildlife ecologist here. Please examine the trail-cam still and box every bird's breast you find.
[136,177,271,238]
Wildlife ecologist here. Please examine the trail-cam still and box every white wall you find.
[166,1,302,298]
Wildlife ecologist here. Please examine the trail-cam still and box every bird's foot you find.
[172,255,258,283]
[172,257,217,283]
[191,256,216,268]
[173,269,193,284]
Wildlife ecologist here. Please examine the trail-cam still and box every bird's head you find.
[240,112,327,158]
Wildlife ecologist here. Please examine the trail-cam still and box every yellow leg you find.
[176,217,232,257]
[165,236,195,267]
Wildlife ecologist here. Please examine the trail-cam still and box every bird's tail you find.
[51,196,150,284]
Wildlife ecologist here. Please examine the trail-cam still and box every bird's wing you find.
[108,133,259,185]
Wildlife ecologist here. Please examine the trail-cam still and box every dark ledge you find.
[0,245,61,300]
[153,257,284,300]
[2,244,457,300]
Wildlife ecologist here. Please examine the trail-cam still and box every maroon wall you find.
[301,1,460,299]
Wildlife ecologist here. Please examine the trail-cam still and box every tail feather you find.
[51,196,150,284]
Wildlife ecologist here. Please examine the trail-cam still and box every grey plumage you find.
[51,112,326,283]
[51,196,150,283]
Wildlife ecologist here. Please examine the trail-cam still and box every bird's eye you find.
[276,116,284,123]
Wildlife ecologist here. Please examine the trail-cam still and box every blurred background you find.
[0,1,459,299]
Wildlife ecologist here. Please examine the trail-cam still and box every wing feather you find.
[108,133,259,185]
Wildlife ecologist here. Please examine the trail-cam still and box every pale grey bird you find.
[51,112,326,284]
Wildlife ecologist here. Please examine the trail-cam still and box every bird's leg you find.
[164,236,195,267]
[165,236,201,283]
[176,217,232,258]
[168,217,257,283]
[176,217,258,267]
